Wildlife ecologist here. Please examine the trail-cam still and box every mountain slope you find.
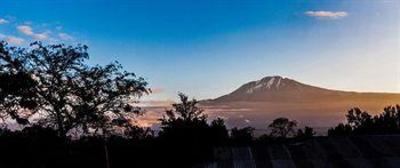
[211,76,398,103]
[201,76,400,129]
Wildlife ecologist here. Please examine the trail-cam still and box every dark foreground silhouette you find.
[2,126,400,168]
[1,103,399,168]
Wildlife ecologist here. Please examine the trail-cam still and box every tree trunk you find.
[104,140,110,168]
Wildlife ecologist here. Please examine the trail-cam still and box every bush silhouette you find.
[268,117,297,138]
[230,126,255,144]
[296,126,315,139]
[328,123,353,136]
[158,93,229,167]
[329,105,400,136]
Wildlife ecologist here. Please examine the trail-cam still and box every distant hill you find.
[201,76,400,130]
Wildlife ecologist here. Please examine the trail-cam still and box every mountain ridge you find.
[198,75,400,129]
[208,75,400,103]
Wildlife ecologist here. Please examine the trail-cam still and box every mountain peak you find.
[247,76,285,94]
[212,75,340,102]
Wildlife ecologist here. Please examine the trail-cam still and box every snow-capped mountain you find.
[201,76,400,129]
[212,76,349,102]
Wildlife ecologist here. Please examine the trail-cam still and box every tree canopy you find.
[158,93,209,139]
[268,117,297,138]
[0,41,149,137]
[329,105,400,136]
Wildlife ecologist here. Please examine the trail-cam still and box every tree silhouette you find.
[209,117,229,145]
[328,123,352,136]
[296,126,315,139]
[0,41,149,138]
[158,93,230,167]
[373,105,400,134]
[268,117,297,138]
[159,93,209,139]
[0,42,40,125]
[346,108,372,129]
[230,126,255,144]
[124,125,153,140]
[329,105,400,136]
[160,93,206,123]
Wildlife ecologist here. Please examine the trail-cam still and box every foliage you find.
[296,126,315,139]
[230,126,255,144]
[328,123,353,136]
[268,117,297,138]
[209,117,229,144]
[346,108,373,131]
[124,125,154,140]
[158,93,209,138]
[329,105,400,136]
[158,93,230,167]
[158,93,229,144]
[0,41,149,137]
[160,93,206,123]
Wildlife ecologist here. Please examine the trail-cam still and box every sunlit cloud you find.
[0,18,9,24]
[0,33,24,45]
[17,25,33,35]
[305,11,348,19]
[17,25,49,40]
[58,33,74,41]
[32,33,49,40]
[6,36,24,45]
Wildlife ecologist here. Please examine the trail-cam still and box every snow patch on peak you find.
[265,77,275,89]
[276,77,282,88]
[246,76,286,94]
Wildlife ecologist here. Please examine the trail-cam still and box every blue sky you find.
[0,0,399,101]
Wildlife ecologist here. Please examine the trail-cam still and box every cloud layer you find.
[0,33,24,45]
[0,17,76,45]
[17,25,49,40]
[6,36,24,45]
[58,33,74,41]
[305,11,348,19]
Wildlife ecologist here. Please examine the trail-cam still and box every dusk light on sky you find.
[0,0,399,101]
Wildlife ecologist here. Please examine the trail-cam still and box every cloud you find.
[0,18,8,24]
[32,33,48,40]
[58,33,74,41]
[17,25,34,35]
[0,34,24,45]
[17,25,49,40]
[6,36,24,45]
[305,11,348,19]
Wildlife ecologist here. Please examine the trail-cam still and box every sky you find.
[0,0,399,101]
